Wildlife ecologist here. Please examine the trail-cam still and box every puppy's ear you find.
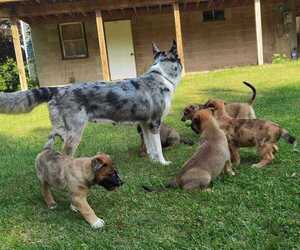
[206,102,216,109]
[168,39,178,57]
[192,116,199,124]
[152,42,160,56]
[91,158,103,172]
[207,107,216,116]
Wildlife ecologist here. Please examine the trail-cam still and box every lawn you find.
[0,62,300,249]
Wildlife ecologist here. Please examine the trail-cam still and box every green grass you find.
[1,62,300,249]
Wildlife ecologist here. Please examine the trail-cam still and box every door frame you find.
[104,19,137,80]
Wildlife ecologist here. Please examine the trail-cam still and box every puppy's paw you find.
[91,218,105,229]
[48,203,57,210]
[70,204,79,213]
[228,170,236,176]
[251,163,263,169]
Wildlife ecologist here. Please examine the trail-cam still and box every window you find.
[203,10,225,22]
[58,22,88,59]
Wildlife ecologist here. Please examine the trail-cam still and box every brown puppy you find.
[143,110,234,191]
[181,81,256,122]
[36,149,123,229]
[137,123,194,156]
[206,100,297,168]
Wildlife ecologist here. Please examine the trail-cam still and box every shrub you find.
[272,53,289,64]
[0,58,20,92]
[0,58,39,92]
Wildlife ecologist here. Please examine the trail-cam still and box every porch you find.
[0,0,299,88]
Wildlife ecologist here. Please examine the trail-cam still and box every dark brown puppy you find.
[206,100,297,168]
[137,123,194,156]
[143,109,234,192]
[181,81,256,122]
[36,149,123,229]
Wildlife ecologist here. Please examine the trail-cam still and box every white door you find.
[104,20,137,80]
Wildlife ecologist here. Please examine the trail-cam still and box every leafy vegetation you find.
[0,63,299,249]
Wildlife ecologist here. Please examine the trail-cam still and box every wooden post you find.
[286,0,297,53]
[95,10,110,81]
[173,2,185,74]
[254,0,264,65]
[11,17,28,90]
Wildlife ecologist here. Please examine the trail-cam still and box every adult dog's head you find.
[181,104,205,122]
[151,40,182,87]
[91,154,123,191]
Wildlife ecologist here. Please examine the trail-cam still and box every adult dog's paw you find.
[161,160,172,165]
[91,218,105,229]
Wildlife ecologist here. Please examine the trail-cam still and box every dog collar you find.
[150,70,175,87]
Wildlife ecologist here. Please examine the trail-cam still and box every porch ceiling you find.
[0,0,258,20]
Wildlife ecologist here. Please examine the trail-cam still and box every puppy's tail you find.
[180,137,194,146]
[142,179,178,192]
[0,87,58,114]
[281,129,298,151]
[243,81,256,106]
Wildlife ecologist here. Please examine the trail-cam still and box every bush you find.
[0,58,20,92]
[272,53,289,64]
[0,58,39,92]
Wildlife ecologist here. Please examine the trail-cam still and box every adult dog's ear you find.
[168,39,178,57]
[152,42,160,56]
[91,158,104,172]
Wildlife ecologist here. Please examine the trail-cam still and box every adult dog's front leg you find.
[140,124,171,165]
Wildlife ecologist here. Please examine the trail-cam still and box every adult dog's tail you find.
[243,81,256,106]
[281,129,298,151]
[0,87,58,114]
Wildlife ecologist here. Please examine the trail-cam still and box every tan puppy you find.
[206,100,297,168]
[143,109,234,191]
[137,123,194,156]
[36,149,123,229]
[181,81,256,122]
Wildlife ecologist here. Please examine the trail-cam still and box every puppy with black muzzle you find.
[143,109,234,192]
[205,100,297,168]
[181,81,257,122]
[36,149,123,229]
[137,123,194,156]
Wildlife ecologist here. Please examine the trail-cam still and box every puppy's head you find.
[191,109,212,134]
[91,154,123,191]
[204,99,225,111]
[181,104,205,122]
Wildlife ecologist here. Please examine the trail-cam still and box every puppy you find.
[181,81,256,122]
[137,123,194,156]
[36,149,123,229]
[143,109,234,191]
[206,100,297,168]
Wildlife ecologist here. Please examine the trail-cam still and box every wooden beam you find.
[286,0,297,53]
[95,10,110,81]
[14,0,176,17]
[11,17,28,90]
[0,0,28,3]
[254,0,264,65]
[173,2,185,74]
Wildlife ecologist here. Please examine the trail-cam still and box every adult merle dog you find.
[0,41,182,165]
